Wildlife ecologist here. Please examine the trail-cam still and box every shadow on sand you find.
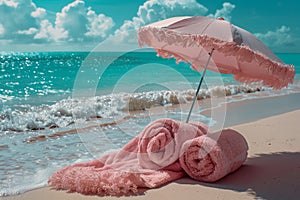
[176,152,300,200]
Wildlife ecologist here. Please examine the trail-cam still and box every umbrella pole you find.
[186,48,215,123]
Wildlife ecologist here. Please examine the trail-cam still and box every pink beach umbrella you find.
[138,16,295,122]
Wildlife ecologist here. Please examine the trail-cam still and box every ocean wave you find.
[0,167,52,197]
[0,84,266,132]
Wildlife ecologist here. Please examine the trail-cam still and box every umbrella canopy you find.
[138,16,295,89]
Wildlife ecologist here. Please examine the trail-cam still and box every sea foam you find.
[0,84,264,132]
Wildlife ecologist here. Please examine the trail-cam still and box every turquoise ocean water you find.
[0,51,299,196]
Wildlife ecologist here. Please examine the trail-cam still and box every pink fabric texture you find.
[138,16,295,89]
[49,119,248,196]
[48,118,208,196]
[179,129,248,182]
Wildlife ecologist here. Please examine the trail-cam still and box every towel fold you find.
[179,129,248,182]
[48,118,207,196]
[137,118,208,170]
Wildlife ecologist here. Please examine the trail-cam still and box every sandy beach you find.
[3,95,300,200]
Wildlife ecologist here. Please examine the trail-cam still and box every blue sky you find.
[0,0,299,52]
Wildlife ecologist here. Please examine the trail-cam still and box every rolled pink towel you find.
[49,118,207,196]
[179,129,248,182]
[137,118,208,170]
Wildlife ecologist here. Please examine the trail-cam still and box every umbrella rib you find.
[199,18,215,35]
[186,48,215,123]
[194,19,215,64]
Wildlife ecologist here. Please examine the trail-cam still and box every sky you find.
[0,0,299,52]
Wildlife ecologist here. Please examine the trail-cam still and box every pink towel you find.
[137,118,208,170]
[48,118,207,196]
[179,129,248,182]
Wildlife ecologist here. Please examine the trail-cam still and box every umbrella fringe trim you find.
[138,27,295,89]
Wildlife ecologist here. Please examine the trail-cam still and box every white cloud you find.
[17,27,38,35]
[31,7,46,18]
[85,8,114,38]
[34,20,67,41]
[109,0,208,44]
[208,2,235,21]
[136,0,208,25]
[53,0,114,42]
[0,0,18,8]
[0,0,46,42]
[55,0,89,42]
[0,0,114,44]
[255,26,294,47]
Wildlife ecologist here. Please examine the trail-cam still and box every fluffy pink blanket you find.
[49,118,248,196]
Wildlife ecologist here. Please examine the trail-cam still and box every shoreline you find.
[201,92,300,127]
[21,92,300,144]
[2,107,300,199]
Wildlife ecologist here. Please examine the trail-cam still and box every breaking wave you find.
[0,84,265,132]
